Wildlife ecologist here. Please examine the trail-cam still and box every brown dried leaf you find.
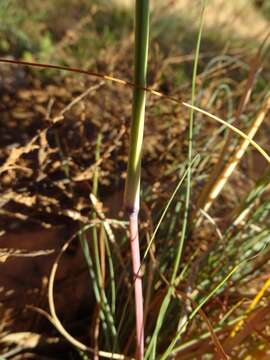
[1,332,41,348]
[60,209,89,223]
[0,135,39,175]
[0,248,54,263]
[2,192,37,207]
[213,306,270,359]
[11,111,35,120]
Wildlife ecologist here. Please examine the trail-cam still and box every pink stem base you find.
[129,211,144,360]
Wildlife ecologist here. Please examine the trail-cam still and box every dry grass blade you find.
[0,248,54,263]
[199,208,223,240]
[182,102,270,164]
[0,58,182,104]
[90,194,116,243]
[175,291,229,360]
[231,275,270,337]
[197,95,270,214]
[0,208,52,228]
[213,305,270,359]
[51,82,105,123]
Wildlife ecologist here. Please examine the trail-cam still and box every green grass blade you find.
[145,3,206,358]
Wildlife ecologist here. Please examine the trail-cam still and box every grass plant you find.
[124,1,150,359]
[0,1,270,360]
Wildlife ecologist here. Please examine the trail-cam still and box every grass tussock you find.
[0,1,270,359]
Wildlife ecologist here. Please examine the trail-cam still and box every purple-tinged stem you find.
[124,2,149,358]
[129,209,144,360]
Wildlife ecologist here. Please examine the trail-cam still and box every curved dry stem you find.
[47,230,133,360]
[182,102,270,164]
[0,58,181,105]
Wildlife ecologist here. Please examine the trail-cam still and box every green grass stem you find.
[123,2,150,359]
[145,3,206,358]
[124,0,150,212]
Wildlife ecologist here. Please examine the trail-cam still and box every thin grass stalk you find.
[80,134,118,349]
[93,135,118,348]
[145,3,206,356]
[79,232,109,343]
[91,134,111,347]
[172,0,205,282]
[142,155,200,262]
[124,1,150,359]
